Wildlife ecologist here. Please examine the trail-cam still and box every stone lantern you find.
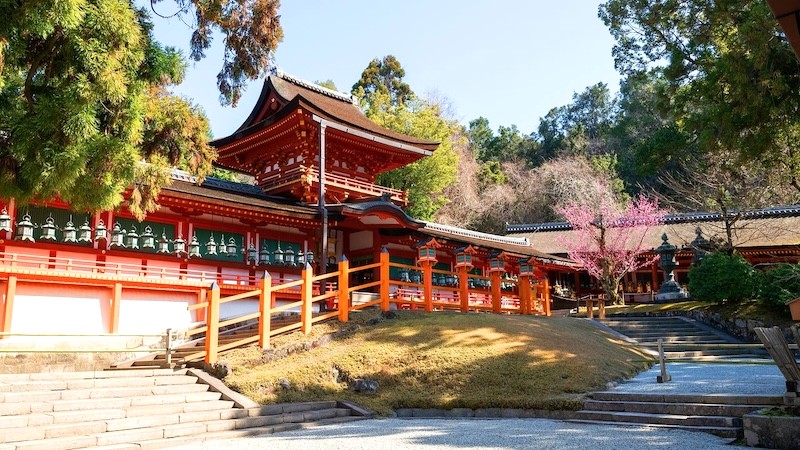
[655,233,688,302]
[690,227,711,265]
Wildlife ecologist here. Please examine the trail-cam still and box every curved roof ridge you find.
[273,68,357,104]
[424,222,530,246]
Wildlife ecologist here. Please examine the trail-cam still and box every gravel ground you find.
[173,363,783,449]
[611,362,785,395]
[173,418,738,450]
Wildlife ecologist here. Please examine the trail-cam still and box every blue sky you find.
[147,1,621,139]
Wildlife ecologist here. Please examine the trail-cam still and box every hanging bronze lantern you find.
[218,234,228,256]
[305,251,314,265]
[62,216,77,243]
[0,208,11,233]
[206,234,217,256]
[273,242,284,265]
[94,219,108,244]
[259,241,270,265]
[78,219,92,244]
[157,231,171,254]
[126,226,139,250]
[40,215,58,241]
[188,235,201,258]
[109,223,125,249]
[15,213,35,242]
[140,226,155,249]
[247,242,257,263]
[226,237,238,257]
[285,245,296,267]
[173,234,186,255]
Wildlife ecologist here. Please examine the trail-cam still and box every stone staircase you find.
[572,391,783,438]
[597,316,759,360]
[0,368,371,449]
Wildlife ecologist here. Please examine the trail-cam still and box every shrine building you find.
[0,71,570,339]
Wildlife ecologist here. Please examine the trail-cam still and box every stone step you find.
[634,336,730,343]
[663,349,753,357]
[0,375,199,401]
[0,390,224,417]
[573,410,740,428]
[620,330,717,337]
[566,419,740,439]
[589,391,784,405]
[0,369,187,383]
[3,408,357,449]
[582,399,766,417]
[0,399,236,431]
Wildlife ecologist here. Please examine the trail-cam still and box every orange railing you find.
[189,251,552,364]
[259,166,408,204]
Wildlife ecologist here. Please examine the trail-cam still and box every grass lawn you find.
[605,300,798,328]
[222,310,652,415]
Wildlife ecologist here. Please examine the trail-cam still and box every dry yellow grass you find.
[222,310,652,415]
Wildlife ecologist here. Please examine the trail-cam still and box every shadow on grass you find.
[227,311,653,414]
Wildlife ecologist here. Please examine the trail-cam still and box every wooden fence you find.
[188,251,552,364]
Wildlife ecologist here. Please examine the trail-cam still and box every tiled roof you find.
[506,206,800,254]
[506,205,800,234]
[421,221,572,262]
[165,170,315,215]
[213,71,439,152]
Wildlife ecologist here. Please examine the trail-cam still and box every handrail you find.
[260,166,406,201]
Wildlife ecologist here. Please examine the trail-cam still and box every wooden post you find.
[490,271,501,314]
[422,261,433,312]
[110,282,122,333]
[586,298,594,319]
[259,271,272,349]
[1,275,17,338]
[301,263,313,334]
[599,295,606,319]
[458,266,469,313]
[543,277,551,317]
[379,249,390,312]
[205,282,220,364]
[519,276,529,315]
[338,257,350,322]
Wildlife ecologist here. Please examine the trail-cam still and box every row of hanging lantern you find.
[1,209,315,266]
[1,210,103,245]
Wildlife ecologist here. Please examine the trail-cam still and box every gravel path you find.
[611,361,785,395]
[174,362,783,449]
[173,418,737,450]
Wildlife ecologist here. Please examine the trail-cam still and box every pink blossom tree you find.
[556,193,666,305]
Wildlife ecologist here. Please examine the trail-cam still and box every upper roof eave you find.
[211,74,440,153]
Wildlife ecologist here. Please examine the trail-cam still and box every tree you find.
[0,0,282,219]
[153,0,283,106]
[599,0,800,194]
[655,153,798,253]
[352,57,459,220]
[367,92,459,220]
[535,83,616,162]
[557,194,665,304]
[351,55,412,108]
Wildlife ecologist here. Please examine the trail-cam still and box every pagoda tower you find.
[212,70,439,206]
